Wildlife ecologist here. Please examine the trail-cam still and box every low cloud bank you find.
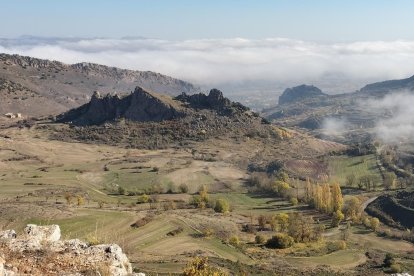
[1,37,414,86]
[365,92,414,144]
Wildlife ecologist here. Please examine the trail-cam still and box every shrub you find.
[118,186,125,195]
[255,234,266,244]
[214,198,230,213]
[388,264,402,273]
[290,197,298,206]
[229,235,240,246]
[265,233,294,249]
[178,183,189,193]
[137,194,150,204]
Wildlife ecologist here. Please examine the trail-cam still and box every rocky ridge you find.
[0,224,140,276]
[0,53,199,117]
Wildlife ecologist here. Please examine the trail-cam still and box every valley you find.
[0,75,413,275]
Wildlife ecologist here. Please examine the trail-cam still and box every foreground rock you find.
[0,224,139,275]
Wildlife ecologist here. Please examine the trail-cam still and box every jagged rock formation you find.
[57,87,249,126]
[175,88,249,115]
[278,84,327,105]
[58,86,185,125]
[0,53,200,117]
[0,224,138,276]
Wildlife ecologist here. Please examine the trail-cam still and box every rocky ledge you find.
[0,224,142,276]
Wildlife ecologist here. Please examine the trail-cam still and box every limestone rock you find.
[24,224,61,242]
[0,224,137,276]
[0,230,16,240]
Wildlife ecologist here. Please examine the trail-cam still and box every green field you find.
[328,154,382,186]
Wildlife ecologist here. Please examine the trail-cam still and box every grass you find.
[285,249,365,268]
[328,154,381,186]
[211,192,292,214]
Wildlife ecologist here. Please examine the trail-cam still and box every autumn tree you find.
[276,213,289,232]
[370,217,380,232]
[331,182,343,212]
[331,210,345,227]
[384,172,397,190]
[343,196,361,222]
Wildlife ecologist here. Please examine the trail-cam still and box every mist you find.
[365,92,414,144]
[1,37,414,87]
[321,118,349,136]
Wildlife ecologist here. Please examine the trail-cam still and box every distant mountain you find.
[359,75,414,95]
[278,84,327,105]
[0,53,200,117]
[262,75,414,143]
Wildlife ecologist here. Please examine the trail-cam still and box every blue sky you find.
[1,0,413,41]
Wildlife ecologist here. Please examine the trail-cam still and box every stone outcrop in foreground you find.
[0,224,139,276]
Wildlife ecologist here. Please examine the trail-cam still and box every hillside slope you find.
[0,53,199,117]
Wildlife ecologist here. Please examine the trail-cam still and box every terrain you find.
[0,53,199,117]
[263,75,414,144]
[0,54,413,275]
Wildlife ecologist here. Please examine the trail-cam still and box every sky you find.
[1,0,414,41]
[1,0,414,92]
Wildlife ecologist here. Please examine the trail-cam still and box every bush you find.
[387,264,402,273]
[290,197,298,206]
[229,235,240,246]
[255,234,266,244]
[137,194,150,204]
[214,198,230,213]
[178,183,189,193]
[265,233,294,249]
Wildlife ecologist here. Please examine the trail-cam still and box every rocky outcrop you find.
[57,86,185,125]
[0,224,138,276]
[278,84,327,105]
[175,88,249,115]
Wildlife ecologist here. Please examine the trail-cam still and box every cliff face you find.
[58,86,185,125]
[0,224,137,276]
[57,87,249,126]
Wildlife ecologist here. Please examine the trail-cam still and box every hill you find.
[0,53,199,117]
[263,75,414,143]
[278,84,327,105]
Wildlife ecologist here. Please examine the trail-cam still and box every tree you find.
[331,210,345,227]
[272,181,290,197]
[76,195,84,206]
[265,233,294,249]
[331,182,343,212]
[258,215,267,230]
[288,213,315,242]
[322,183,332,213]
[370,217,380,232]
[276,213,289,232]
[343,196,361,222]
[64,192,72,205]
[384,172,397,190]
[214,198,230,213]
[342,221,351,241]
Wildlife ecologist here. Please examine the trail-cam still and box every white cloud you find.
[365,92,414,143]
[321,117,349,136]
[1,37,414,86]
